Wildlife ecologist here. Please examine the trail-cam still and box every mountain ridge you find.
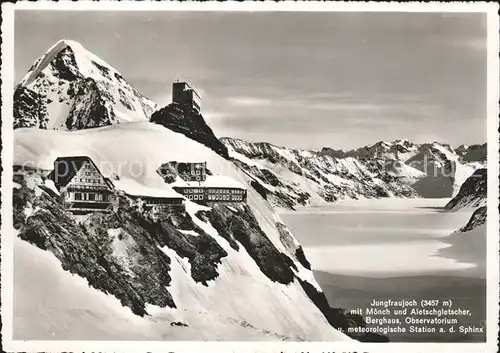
[221,136,486,209]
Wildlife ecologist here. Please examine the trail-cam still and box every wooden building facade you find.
[49,156,114,215]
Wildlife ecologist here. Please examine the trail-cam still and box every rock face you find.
[12,171,359,340]
[444,168,487,211]
[455,143,487,162]
[14,40,157,130]
[460,206,487,232]
[221,137,418,209]
[151,103,229,159]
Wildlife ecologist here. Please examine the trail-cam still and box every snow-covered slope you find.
[14,236,321,340]
[221,138,419,209]
[13,122,352,341]
[438,206,486,279]
[14,40,157,130]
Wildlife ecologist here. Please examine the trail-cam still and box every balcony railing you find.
[68,201,111,210]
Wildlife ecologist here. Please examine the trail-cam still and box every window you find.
[74,192,82,201]
[88,193,96,201]
[188,195,193,200]
[194,195,199,200]
[199,195,204,200]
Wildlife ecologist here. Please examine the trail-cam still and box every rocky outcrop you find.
[460,206,487,232]
[13,86,47,129]
[444,169,487,210]
[13,181,232,316]
[151,103,229,159]
[206,204,296,285]
[455,143,487,162]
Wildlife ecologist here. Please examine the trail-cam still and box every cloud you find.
[310,102,388,112]
[226,96,273,107]
[202,110,233,120]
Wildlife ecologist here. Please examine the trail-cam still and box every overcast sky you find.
[15,11,487,150]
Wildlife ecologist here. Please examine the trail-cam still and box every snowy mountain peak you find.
[14,39,158,130]
[20,40,113,87]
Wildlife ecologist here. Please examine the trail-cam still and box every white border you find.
[9,1,500,12]
[1,2,499,353]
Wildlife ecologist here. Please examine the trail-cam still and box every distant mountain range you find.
[221,138,486,209]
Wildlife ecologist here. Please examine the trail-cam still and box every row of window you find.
[184,188,204,194]
[208,195,229,201]
[229,189,245,194]
[182,188,245,194]
[72,192,109,202]
[208,188,245,194]
[185,194,245,202]
[207,195,245,201]
[75,177,102,184]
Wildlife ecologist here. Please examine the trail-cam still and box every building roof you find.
[49,156,106,190]
[170,174,246,190]
[114,178,184,200]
